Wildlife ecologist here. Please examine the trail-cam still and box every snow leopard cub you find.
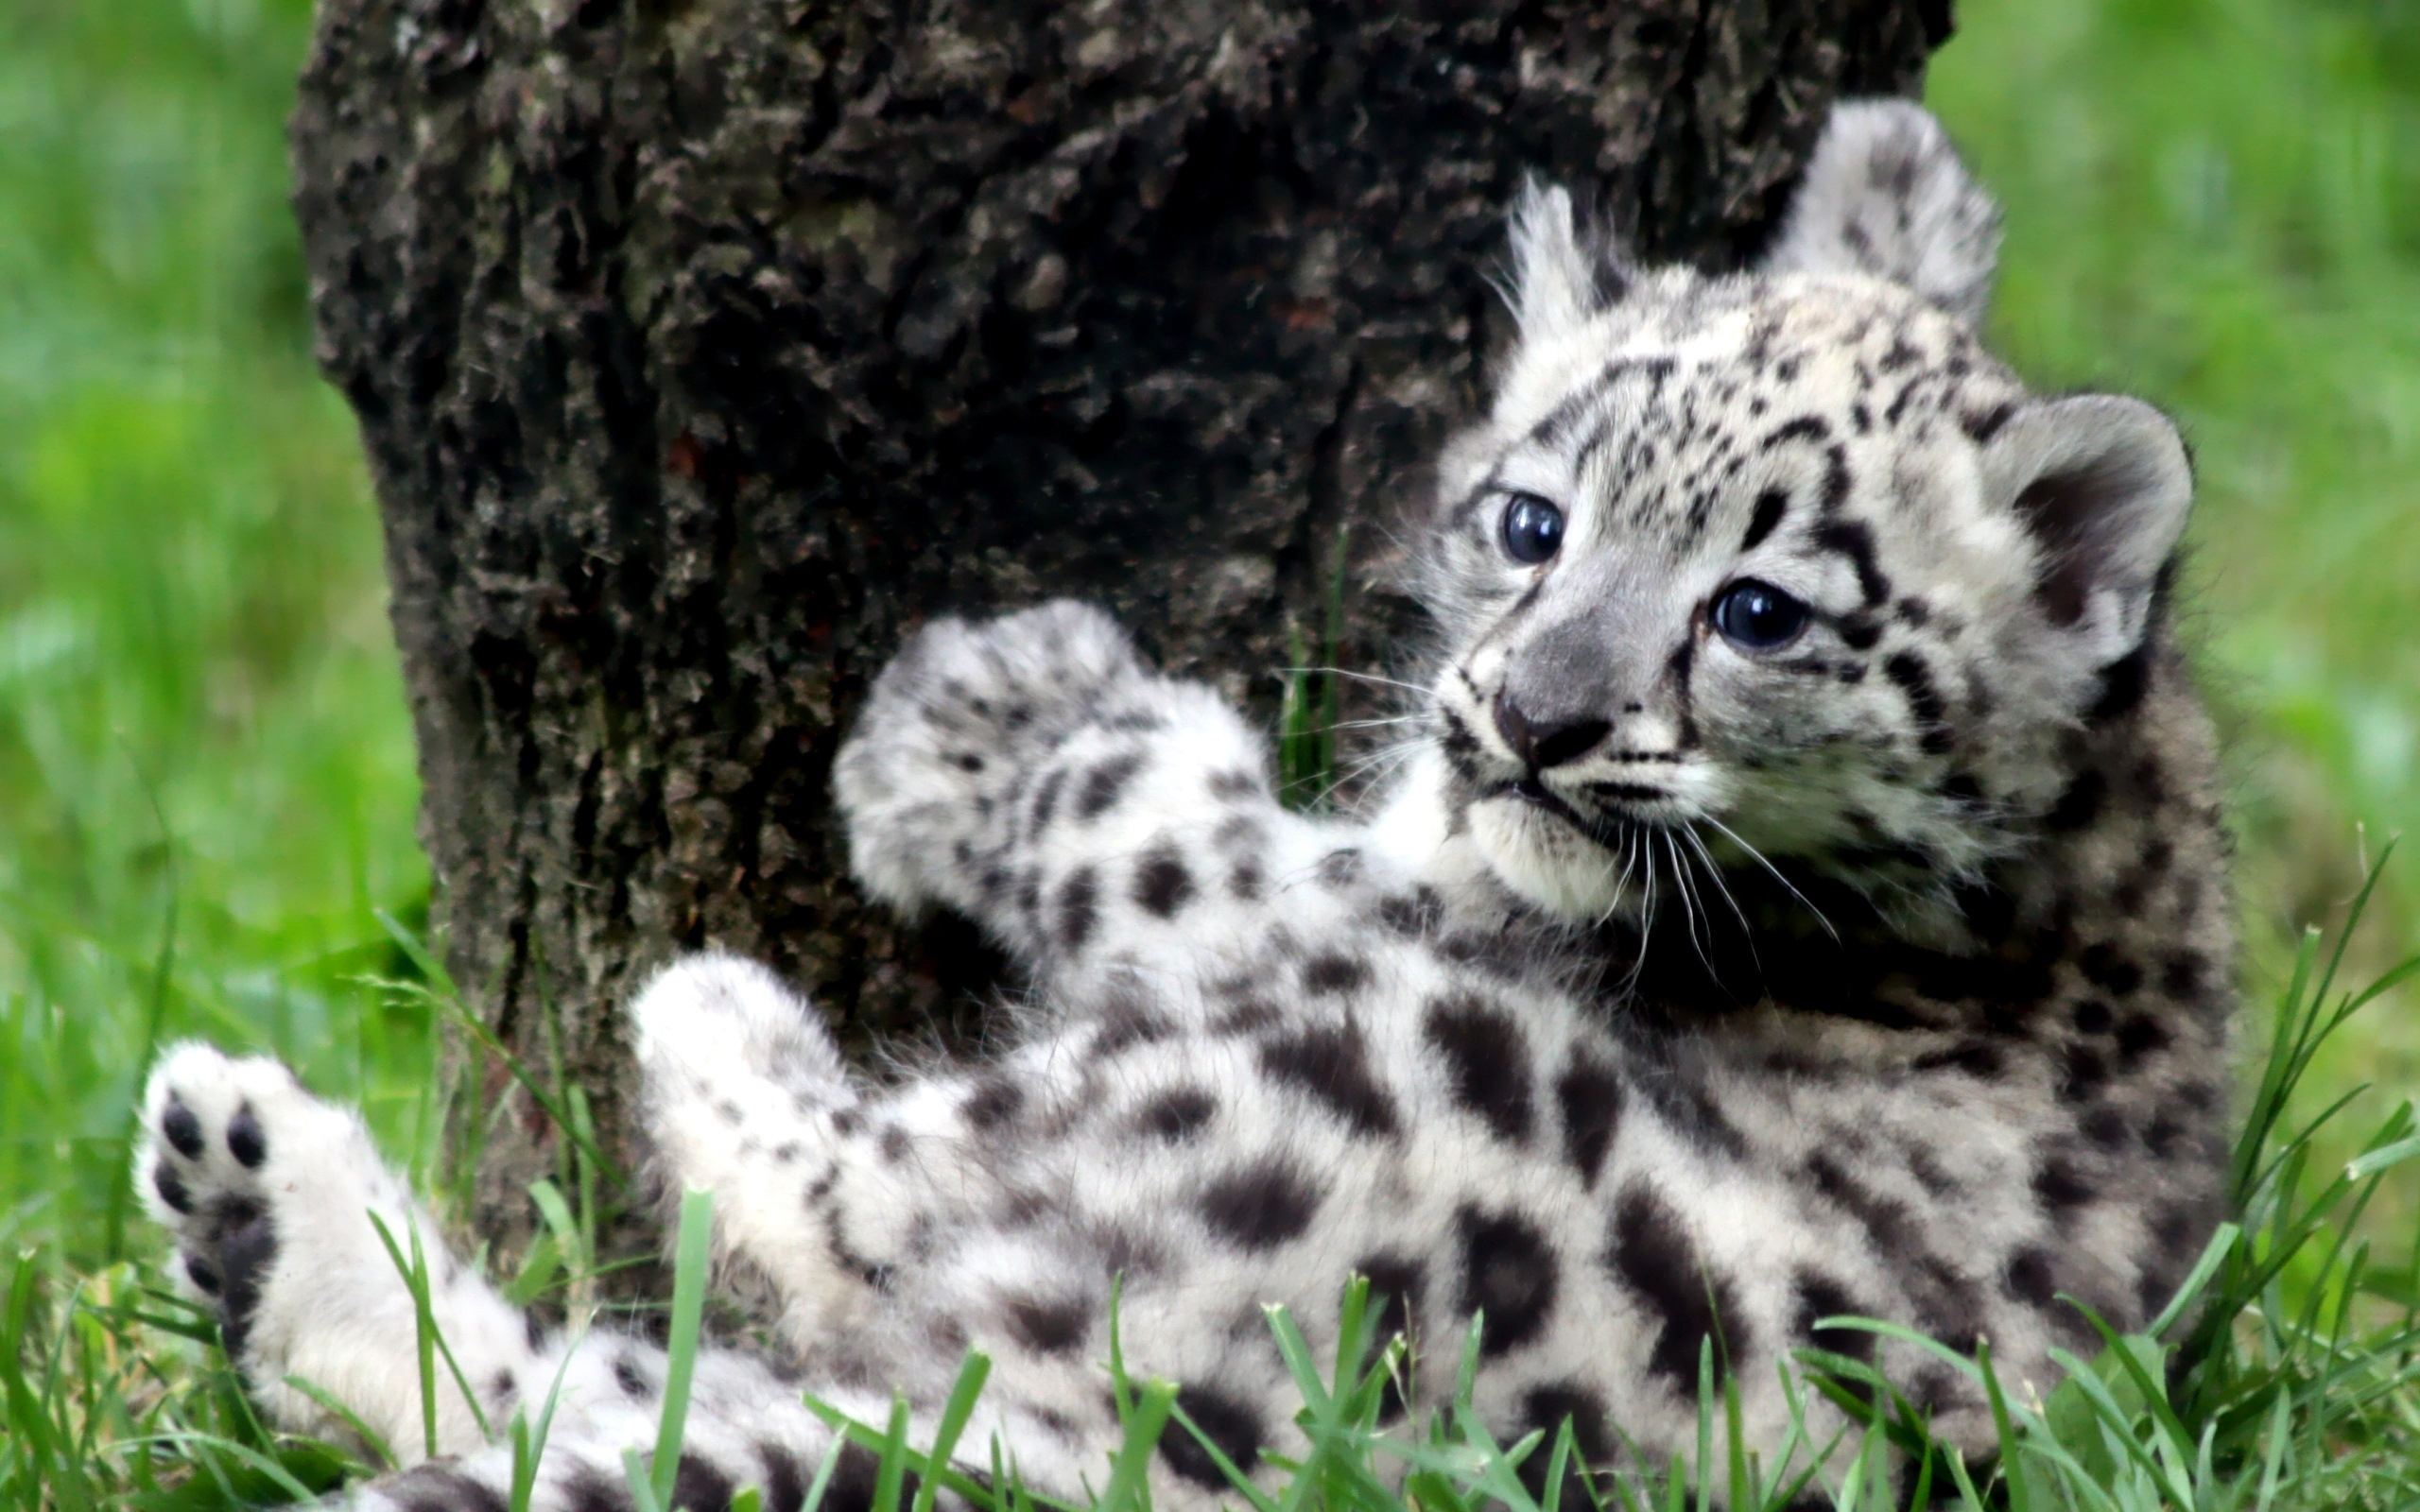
[136,100,2234,1509]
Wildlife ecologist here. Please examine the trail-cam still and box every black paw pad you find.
[225,1102,267,1169]
[216,1206,276,1358]
[162,1094,204,1160]
[185,1252,222,1295]
[152,1160,193,1215]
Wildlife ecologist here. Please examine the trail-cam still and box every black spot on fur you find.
[1813,518,1891,605]
[1317,848,1364,887]
[1056,867,1098,954]
[1790,1270,1875,1363]
[2032,1154,2096,1211]
[2079,944,2143,997]
[162,1094,203,1160]
[1200,1159,1321,1248]
[1761,415,1831,450]
[671,1455,735,1512]
[1092,992,1171,1056]
[562,1464,642,1512]
[2046,769,2106,831]
[2161,953,2204,1001]
[1357,1250,1426,1421]
[1555,1049,1622,1188]
[2072,998,2114,1034]
[1912,1039,2003,1079]
[1883,652,1952,754]
[1301,953,1370,996]
[961,1075,1024,1131]
[2060,1044,2109,1102]
[1210,998,1277,1036]
[1259,1025,1399,1139]
[1133,845,1196,919]
[184,1252,220,1295]
[1423,996,1534,1143]
[1229,860,1264,901]
[2002,1246,2060,1307]
[1357,1250,1426,1346]
[1611,1183,1743,1389]
[1961,402,2016,443]
[614,1352,650,1400]
[2115,1012,2172,1065]
[1457,1204,1560,1357]
[385,1467,512,1512]
[1376,889,1443,936]
[152,1160,191,1214]
[1162,1383,1263,1488]
[1518,1382,1616,1501]
[1135,1085,1217,1142]
[1028,765,1069,834]
[1208,768,1259,801]
[1837,614,1882,651]
[2089,645,2150,721]
[819,1441,909,1512]
[1005,1294,1091,1356]
[2083,1107,2131,1148]
[758,1444,808,1512]
[1077,751,1146,819]
[1742,490,1789,551]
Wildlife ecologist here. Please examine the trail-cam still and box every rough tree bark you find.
[289,0,1951,1264]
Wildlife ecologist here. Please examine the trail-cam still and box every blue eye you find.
[1500,494,1564,564]
[1710,578,1810,651]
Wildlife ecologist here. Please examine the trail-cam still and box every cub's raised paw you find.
[135,1042,407,1366]
[835,599,1156,913]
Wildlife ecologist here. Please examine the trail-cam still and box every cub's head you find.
[1419,101,2193,921]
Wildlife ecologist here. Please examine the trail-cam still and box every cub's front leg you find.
[835,599,1301,976]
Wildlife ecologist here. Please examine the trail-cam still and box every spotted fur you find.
[133,100,2233,1509]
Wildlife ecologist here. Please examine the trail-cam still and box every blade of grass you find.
[649,1185,715,1509]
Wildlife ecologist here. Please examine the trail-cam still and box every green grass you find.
[1,0,2416,1504]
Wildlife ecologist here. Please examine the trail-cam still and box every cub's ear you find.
[1759,99,2002,326]
[1503,178,1634,341]
[1981,394,2192,668]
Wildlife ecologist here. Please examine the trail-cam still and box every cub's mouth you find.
[1495,776,1672,845]
[1468,776,1672,918]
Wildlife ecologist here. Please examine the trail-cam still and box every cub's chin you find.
[1468,794,1634,920]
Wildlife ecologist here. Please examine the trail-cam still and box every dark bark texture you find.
[291,0,1950,1262]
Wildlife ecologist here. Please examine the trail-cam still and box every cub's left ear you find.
[1980,394,2192,668]
[1760,99,2002,326]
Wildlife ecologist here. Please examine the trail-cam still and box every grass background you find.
[0,0,2413,1503]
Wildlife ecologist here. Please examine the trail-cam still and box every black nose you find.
[1492,691,1609,770]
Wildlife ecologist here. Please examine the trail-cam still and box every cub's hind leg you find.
[634,953,1084,1361]
[136,1043,546,1462]
[631,952,885,1353]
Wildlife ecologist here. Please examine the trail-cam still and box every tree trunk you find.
[290,0,1950,1267]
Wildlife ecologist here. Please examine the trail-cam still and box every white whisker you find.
[1699,814,1840,940]
[1282,666,1436,698]
[1684,824,1762,978]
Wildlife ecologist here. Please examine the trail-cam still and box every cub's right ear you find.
[1504,179,1633,342]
